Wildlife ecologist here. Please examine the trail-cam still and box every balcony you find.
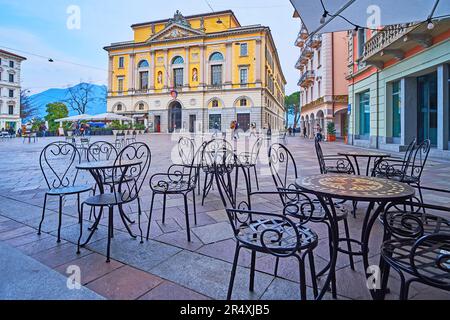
[362,19,450,69]
[294,26,309,47]
[309,34,322,49]
[297,70,315,87]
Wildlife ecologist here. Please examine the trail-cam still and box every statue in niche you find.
[157,71,163,84]
[192,68,198,82]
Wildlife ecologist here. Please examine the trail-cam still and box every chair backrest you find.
[40,141,81,190]
[268,143,298,191]
[408,139,431,181]
[87,141,118,162]
[314,138,326,174]
[178,137,195,166]
[201,139,235,170]
[112,142,151,203]
[250,137,264,164]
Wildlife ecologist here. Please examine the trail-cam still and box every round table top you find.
[295,174,415,201]
[338,150,391,158]
[76,160,142,170]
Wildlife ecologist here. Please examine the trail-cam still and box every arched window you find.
[172,56,184,64]
[138,60,149,68]
[212,100,219,108]
[240,99,247,107]
[138,103,145,111]
[209,52,224,61]
[116,104,123,111]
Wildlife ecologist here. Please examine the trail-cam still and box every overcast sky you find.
[0,0,301,95]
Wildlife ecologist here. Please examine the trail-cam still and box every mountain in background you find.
[28,83,107,119]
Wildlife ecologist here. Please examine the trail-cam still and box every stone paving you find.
[0,134,449,300]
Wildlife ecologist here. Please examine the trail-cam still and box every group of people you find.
[71,121,91,136]
[300,123,323,141]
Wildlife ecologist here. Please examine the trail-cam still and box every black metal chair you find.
[146,141,201,242]
[38,142,92,242]
[201,139,234,205]
[380,201,450,300]
[238,137,263,191]
[78,142,151,262]
[269,143,356,298]
[212,147,319,300]
[76,137,90,160]
[315,138,355,174]
[126,131,137,145]
[373,139,431,210]
[114,132,126,149]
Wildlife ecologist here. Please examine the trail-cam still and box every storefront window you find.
[392,81,401,138]
[358,90,370,138]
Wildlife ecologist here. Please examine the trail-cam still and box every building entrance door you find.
[168,102,182,133]
[155,116,161,133]
[237,113,250,132]
[417,72,437,146]
[189,115,196,133]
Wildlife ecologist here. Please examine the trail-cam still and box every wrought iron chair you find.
[269,143,356,298]
[213,148,319,300]
[78,142,151,262]
[76,137,90,160]
[373,139,431,210]
[238,137,263,191]
[178,137,205,196]
[126,131,137,145]
[201,138,235,205]
[315,139,355,174]
[114,132,126,149]
[38,142,92,242]
[146,141,201,242]
[380,201,450,300]
[372,138,416,178]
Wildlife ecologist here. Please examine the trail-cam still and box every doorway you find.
[189,115,196,133]
[237,113,250,132]
[154,116,161,133]
[168,101,182,133]
[417,72,437,146]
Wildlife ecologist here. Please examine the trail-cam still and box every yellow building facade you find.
[104,10,286,133]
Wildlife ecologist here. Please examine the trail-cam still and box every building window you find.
[9,89,14,98]
[209,52,224,61]
[116,104,123,111]
[240,99,247,107]
[9,61,14,68]
[317,50,321,67]
[211,65,222,86]
[172,56,184,65]
[9,74,14,83]
[240,68,248,85]
[139,103,145,111]
[310,87,314,101]
[211,99,219,108]
[358,90,370,137]
[392,81,401,138]
[118,57,125,69]
[138,60,149,68]
[209,114,222,130]
[317,81,321,98]
[8,105,14,115]
[139,71,148,90]
[358,29,366,58]
[173,68,183,88]
[240,43,248,56]
[117,77,124,93]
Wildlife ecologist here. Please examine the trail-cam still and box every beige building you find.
[0,49,26,131]
[294,24,349,139]
[104,10,286,133]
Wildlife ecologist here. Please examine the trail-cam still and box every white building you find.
[0,49,26,131]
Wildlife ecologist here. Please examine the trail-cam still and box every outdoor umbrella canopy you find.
[290,0,450,36]
[85,113,133,122]
[54,114,92,122]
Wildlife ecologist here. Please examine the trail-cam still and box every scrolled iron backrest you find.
[178,137,195,166]
[40,141,81,190]
[408,139,431,181]
[401,138,417,172]
[250,137,264,164]
[112,142,151,203]
[201,139,235,171]
[87,141,118,162]
[314,138,327,174]
[269,143,298,192]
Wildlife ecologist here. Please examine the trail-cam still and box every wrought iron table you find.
[296,174,415,300]
[338,150,391,176]
[76,159,142,245]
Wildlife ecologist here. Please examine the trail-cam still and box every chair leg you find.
[57,196,63,243]
[106,206,113,263]
[202,172,209,206]
[398,271,408,300]
[77,193,82,224]
[253,165,260,191]
[146,193,156,241]
[308,251,319,299]
[417,184,426,216]
[192,190,197,225]
[77,203,84,254]
[38,193,48,235]
[137,197,144,244]
[227,244,241,300]
[343,218,355,270]
[249,250,256,292]
[184,194,191,242]
[297,255,307,300]
[247,167,253,192]
[162,194,167,224]
[274,257,280,277]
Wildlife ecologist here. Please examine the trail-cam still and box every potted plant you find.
[342,124,348,144]
[327,122,336,142]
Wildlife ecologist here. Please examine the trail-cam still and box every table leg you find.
[352,156,361,176]
[365,157,373,176]
[118,204,137,239]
